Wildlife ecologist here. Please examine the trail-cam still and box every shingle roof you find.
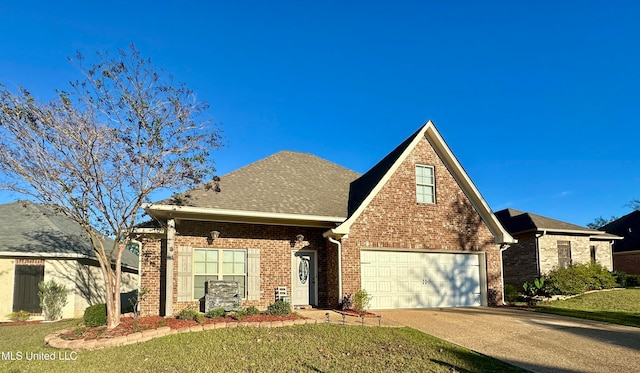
[601,210,640,252]
[347,127,421,216]
[0,201,138,269]
[495,208,609,236]
[162,151,361,217]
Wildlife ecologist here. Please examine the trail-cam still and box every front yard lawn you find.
[0,320,526,372]
[536,288,640,327]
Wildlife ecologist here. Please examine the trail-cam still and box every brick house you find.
[138,121,515,316]
[601,210,640,275]
[495,208,620,287]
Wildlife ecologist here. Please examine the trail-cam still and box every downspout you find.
[165,219,175,316]
[535,230,545,276]
[327,236,343,303]
[499,243,510,305]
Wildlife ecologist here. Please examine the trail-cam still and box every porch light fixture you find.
[210,230,220,240]
[296,234,304,242]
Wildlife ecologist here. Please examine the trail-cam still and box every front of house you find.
[138,121,515,316]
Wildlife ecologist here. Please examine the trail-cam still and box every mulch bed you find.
[57,314,302,340]
[334,309,379,318]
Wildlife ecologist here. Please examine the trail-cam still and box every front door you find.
[291,251,316,306]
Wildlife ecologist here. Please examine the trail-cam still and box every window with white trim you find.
[193,249,247,300]
[416,165,435,204]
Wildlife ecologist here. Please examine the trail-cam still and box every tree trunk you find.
[102,264,121,329]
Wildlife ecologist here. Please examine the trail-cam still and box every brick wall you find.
[502,232,539,287]
[613,250,640,275]
[340,136,503,306]
[139,221,329,316]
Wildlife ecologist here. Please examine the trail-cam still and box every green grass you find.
[536,288,640,327]
[0,322,527,372]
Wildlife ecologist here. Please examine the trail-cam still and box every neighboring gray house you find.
[495,208,620,287]
[0,201,139,321]
[601,210,640,275]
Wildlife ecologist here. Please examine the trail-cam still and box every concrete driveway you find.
[376,307,640,373]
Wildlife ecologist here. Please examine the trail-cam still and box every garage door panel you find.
[362,250,483,309]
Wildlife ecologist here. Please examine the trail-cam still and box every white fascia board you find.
[142,203,346,228]
[0,251,85,259]
[130,227,165,235]
[332,122,430,236]
[532,228,622,238]
[332,120,516,244]
[426,123,516,244]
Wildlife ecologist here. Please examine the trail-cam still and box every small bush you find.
[353,289,372,313]
[266,300,291,316]
[613,271,640,288]
[38,279,69,321]
[522,277,546,297]
[244,306,260,316]
[84,304,107,327]
[543,263,618,295]
[504,284,521,303]
[205,308,226,319]
[176,306,203,324]
[339,294,353,310]
[7,310,30,322]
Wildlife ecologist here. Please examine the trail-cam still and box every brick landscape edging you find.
[45,318,317,351]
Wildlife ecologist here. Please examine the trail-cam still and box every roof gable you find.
[601,210,640,251]
[0,200,139,269]
[331,120,514,244]
[157,151,361,218]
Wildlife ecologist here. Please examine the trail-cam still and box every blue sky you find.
[0,1,638,226]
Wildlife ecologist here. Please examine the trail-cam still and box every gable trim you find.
[329,120,515,244]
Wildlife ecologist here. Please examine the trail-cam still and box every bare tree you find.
[0,44,221,328]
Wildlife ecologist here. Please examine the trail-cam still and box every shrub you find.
[127,287,149,316]
[84,304,107,327]
[543,263,617,295]
[613,271,640,288]
[339,294,353,310]
[522,277,545,297]
[353,289,372,313]
[176,306,203,324]
[266,300,291,316]
[503,284,521,303]
[244,306,260,316]
[38,279,69,321]
[205,308,226,319]
[7,310,30,322]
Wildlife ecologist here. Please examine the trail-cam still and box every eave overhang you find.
[142,203,346,229]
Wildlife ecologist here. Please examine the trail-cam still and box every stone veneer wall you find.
[140,221,328,316]
[538,234,613,274]
[339,136,503,306]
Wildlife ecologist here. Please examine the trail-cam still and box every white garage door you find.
[361,250,485,309]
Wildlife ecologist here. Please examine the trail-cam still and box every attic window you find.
[416,165,435,204]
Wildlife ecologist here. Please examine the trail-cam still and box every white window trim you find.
[416,164,436,204]
[192,248,247,301]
